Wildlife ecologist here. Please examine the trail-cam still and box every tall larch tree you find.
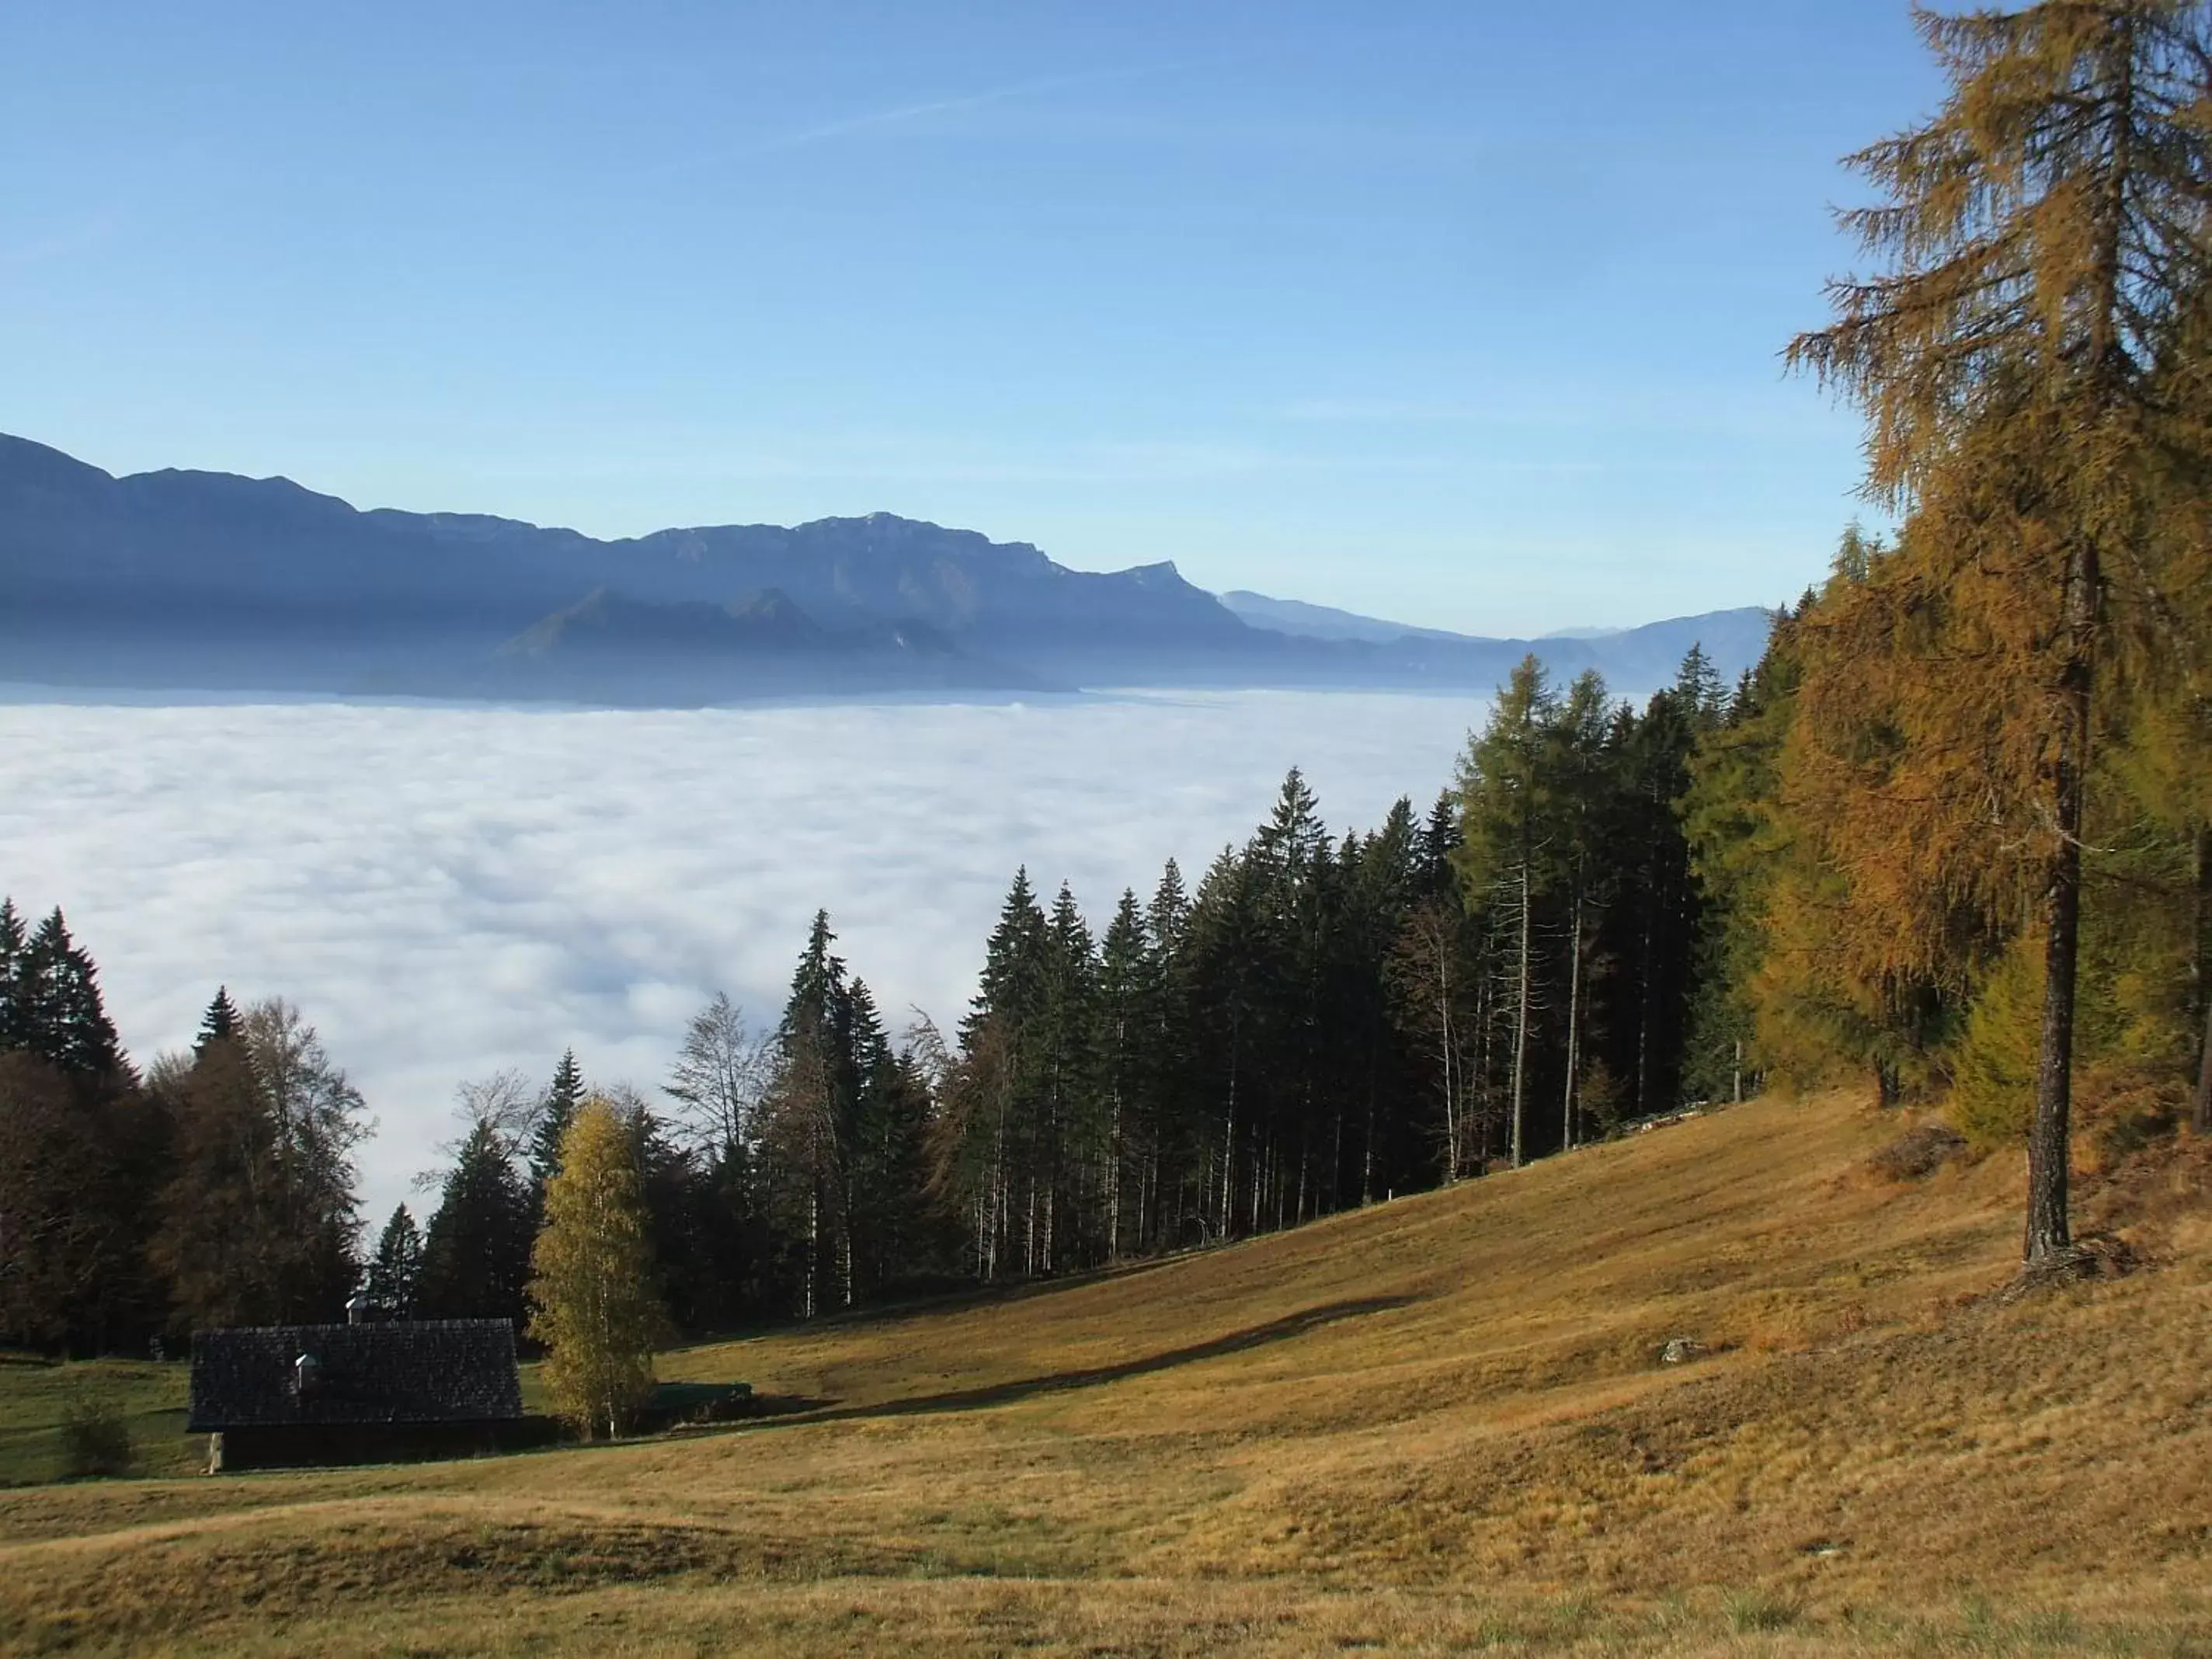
[1788,0,2212,1261]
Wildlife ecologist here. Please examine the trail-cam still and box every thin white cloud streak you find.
[0,690,1487,1226]
[642,56,1238,179]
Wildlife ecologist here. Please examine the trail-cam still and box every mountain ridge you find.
[0,433,1773,704]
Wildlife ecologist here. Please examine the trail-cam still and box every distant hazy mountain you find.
[488,588,1039,703]
[0,433,1774,704]
[1217,586,1772,693]
[1217,590,1474,645]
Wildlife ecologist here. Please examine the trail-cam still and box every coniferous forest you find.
[9,584,2203,1354]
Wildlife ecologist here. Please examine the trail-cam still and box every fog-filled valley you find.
[0,687,1491,1215]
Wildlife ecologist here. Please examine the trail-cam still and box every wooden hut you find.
[187,1305,526,1471]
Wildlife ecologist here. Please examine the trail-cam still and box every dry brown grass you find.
[2,1093,2206,1655]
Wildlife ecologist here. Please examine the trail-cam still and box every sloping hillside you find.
[2,1094,2206,1656]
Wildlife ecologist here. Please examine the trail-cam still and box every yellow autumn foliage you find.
[526,1097,664,1440]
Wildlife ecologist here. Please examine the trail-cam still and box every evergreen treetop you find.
[197,988,241,1054]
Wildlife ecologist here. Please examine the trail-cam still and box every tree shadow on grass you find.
[737,1295,1421,1429]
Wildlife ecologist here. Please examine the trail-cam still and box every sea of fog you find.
[0,688,1490,1216]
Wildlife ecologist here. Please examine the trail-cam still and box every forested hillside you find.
[0,644,1732,1348]
[5,0,2212,1355]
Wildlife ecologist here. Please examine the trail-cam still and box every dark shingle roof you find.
[187,1320,523,1431]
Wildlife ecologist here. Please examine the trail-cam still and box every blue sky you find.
[0,2,1933,636]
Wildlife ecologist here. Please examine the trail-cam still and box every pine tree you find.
[367,1205,424,1316]
[1184,846,1282,1237]
[1415,791,1462,903]
[1682,606,1803,1104]
[937,874,1051,1278]
[1549,670,1615,1149]
[527,1049,586,1195]
[0,900,26,1054]
[760,914,854,1316]
[1610,663,1712,1121]
[1035,883,1098,1273]
[1454,656,1561,1167]
[1788,0,2212,1262]
[1094,890,1153,1258]
[1142,861,1199,1245]
[1346,802,1422,1200]
[1254,770,1335,1231]
[14,910,123,1080]
[527,1097,664,1441]
[847,1009,941,1296]
[417,1120,534,1322]
[196,989,240,1056]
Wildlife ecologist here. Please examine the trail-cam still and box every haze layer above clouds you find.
[0,690,1487,1217]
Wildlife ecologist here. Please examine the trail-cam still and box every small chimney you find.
[346,1292,370,1326]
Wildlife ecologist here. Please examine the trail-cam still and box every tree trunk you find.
[1360,1065,1376,1205]
[2196,990,2212,1139]
[1633,848,1656,1119]
[1561,888,1583,1152]
[1220,1016,1238,1240]
[804,1185,819,1320]
[1511,860,1531,1169]
[1438,938,1459,1180]
[2026,536,2096,1263]
[2194,823,2211,1136]
[1108,1069,1123,1262]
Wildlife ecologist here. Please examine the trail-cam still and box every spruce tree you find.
[417,1120,534,1322]
[367,1205,425,1316]
[0,899,26,1053]
[761,915,854,1316]
[16,910,123,1080]
[1036,883,1098,1273]
[196,989,240,1056]
[1184,846,1280,1238]
[1416,792,1462,902]
[1142,861,1198,1245]
[527,1049,586,1195]
[846,979,935,1296]
[942,874,1049,1278]
[1094,890,1153,1258]
[1549,670,1615,1148]
[1454,657,1561,1167]
[1682,607,1803,1104]
[1350,802,1421,1201]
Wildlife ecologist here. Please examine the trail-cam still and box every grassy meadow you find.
[1,1093,2207,1656]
